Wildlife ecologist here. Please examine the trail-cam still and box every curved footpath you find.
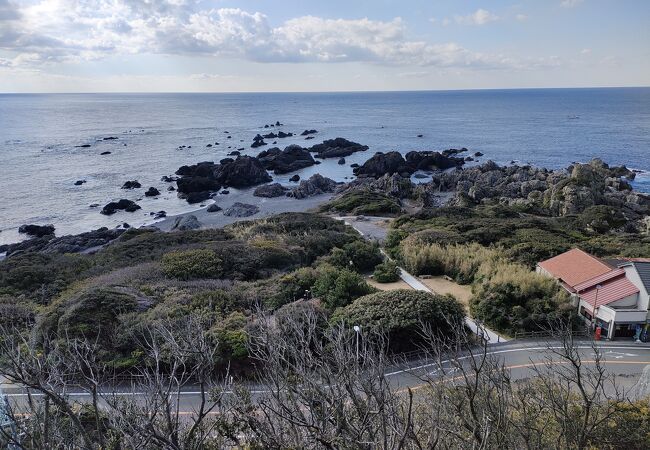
[335,215,507,343]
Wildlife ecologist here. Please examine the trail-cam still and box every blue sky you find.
[0,0,648,92]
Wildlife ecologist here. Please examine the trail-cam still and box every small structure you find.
[537,250,650,340]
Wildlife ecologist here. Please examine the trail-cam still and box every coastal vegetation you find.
[0,213,404,372]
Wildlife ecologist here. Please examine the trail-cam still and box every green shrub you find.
[373,260,400,283]
[38,288,138,344]
[323,191,401,215]
[162,249,222,280]
[325,240,383,272]
[331,289,464,352]
[312,265,376,310]
[210,312,249,360]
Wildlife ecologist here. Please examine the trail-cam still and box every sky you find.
[0,0,648,92]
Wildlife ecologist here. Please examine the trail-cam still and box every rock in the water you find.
[213,156,272,188]
[207,204,222,213]
[74,180,86,186]
[153,210,167,219]
[18,224,55,238]
[145,187,160,197]
[167,186,176,191]
[100,151,111,155]
[171,215,202,231]
[186,191,212,204]
[228,151,241,156]
[76,144,91,148]
[221,190,230,195]
[288,174,339,199]
[223,202,260,217]
[289,174,300,182]
[338,158,346,165]
[417,134,423,138]
[354,151,410,178]
[277,131,293,138]
[474,151,484,157]
[161,175,178,182]
[309,138,369,159]
[254,183,288,198]
[257,145,316,174]
[301,129,318,136]
[405,151,465,171]
[122,180,142,189]
[122,222,130,229]
[103,137,118,140]
[101,199,141,215]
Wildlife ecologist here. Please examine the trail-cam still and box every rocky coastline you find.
[3,127,649,257]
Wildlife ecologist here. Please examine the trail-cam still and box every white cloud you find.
[581,48,592,55]
[516,14,529,22]
[561,0,584,8]
[454,9,499,26]
[0,1,520,70]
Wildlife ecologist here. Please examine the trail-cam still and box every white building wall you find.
[623,265,650,312]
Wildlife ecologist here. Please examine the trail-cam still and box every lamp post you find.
[353,325,361,370]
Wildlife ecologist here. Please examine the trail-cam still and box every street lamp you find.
[353,325,361,368]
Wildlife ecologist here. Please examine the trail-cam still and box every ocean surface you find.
[1,88,649,245]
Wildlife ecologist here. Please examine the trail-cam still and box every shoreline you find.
[154,190,335,232]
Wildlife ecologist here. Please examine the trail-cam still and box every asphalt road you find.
[4,340,650,415]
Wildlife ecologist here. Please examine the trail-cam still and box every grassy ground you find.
[418,276,472,311]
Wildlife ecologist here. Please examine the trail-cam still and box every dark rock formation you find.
[301,129,318,136]
[171,215,201,231]
[100,151,111,155]
[122,180,141,189]
[185,191,212,204]
[309,138,369,159]
[288,174,339,199]
[1,227,125,257]
[254,183,288,198]
[214,156,271,188]
[161,175,178,182]
[354,151,411,178]
[290,174,300,182]
[405,151,465,171]
[251,134,267,148]
[145,187,160,197]
[257,145,316,174]
[101,199,141,215]
[223,202,260,217]
[277,131,293,138]
[18,224,55,238]
[74,180,86,186]
[76,144,91,148]
[338,158,346,165]
[207,204,222,213]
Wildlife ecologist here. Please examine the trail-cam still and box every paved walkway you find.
[335,216,508,344]
[399,269,508,344]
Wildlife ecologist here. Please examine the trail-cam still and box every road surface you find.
[4,340,650,415]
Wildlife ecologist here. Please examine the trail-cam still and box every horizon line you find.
[1,85,649,96]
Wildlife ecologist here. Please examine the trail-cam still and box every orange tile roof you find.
[538,248,613,290]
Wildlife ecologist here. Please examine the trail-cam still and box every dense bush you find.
[331,289,464,352]
[162,249,223,280]
[322,191,401,215]
[312,264,376,310]
[372,260,400,283]
[37,288,138,346]
[325,240,383,272]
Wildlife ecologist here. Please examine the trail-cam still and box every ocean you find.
[1,87,649,245]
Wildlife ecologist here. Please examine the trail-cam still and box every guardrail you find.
[513,329,591,340]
